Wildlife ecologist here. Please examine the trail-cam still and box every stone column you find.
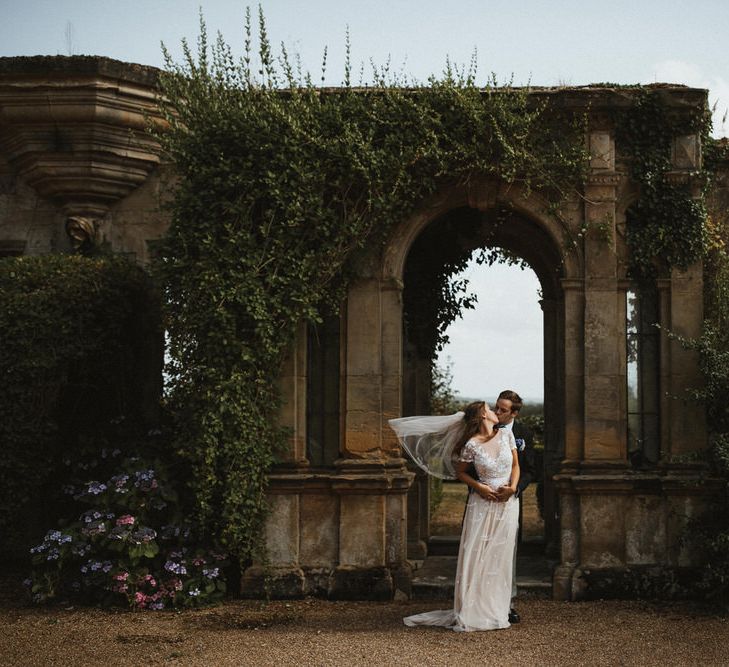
[343,277,383,458]
[331,276,414,599]
[541,297,563,555]
[663,135,707,460]
[666,262,706,458]
[581,129,627,468]
[561,279,584,467]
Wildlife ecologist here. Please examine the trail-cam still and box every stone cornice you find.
[0,55,164,223]
[267,458,415,495]
[554,472,724,496]
[0,56,160,87]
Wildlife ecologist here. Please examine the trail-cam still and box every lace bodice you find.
[458,429,516,489]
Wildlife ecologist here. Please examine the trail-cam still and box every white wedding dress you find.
[404,429,519,631]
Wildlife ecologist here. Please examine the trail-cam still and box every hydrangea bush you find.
[26,450,227,610]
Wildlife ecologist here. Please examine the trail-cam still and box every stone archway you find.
[377,179,583,565]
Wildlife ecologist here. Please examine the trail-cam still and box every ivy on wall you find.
[153,9,587,562]
[615,88,711,279]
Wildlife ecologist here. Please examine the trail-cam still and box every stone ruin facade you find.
[1,56,725,600]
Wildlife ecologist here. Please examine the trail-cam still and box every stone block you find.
[625,495,666,565]
[300,494,338,567]
[345,376,382,413]
[339,494,385,567]
[301,567,334,597]
[345,283,381,375]
[590,131,614,170]
[672,135,699,170]
[380,288,402,378]
[265,494,299,566]
[666,495,702,567]
[343,427,380,456]
[385,493,407,565]
[583,420,623,460]
[584,294,620,373]
[580,494,626,567]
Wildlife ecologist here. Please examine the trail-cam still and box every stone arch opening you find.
[384,190,578,565]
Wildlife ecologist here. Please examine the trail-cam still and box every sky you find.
[2,0,728,401]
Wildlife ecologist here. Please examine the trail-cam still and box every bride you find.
[389,400,520,631]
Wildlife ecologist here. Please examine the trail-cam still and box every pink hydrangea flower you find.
[116,515,135,526]
[114,572,129,581]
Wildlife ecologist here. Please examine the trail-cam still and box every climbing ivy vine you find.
[152,8,587,563]
[615,87,711,279]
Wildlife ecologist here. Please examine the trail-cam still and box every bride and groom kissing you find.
[390,390,535,632]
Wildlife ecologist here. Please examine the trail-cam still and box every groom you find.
[493,389,535,625]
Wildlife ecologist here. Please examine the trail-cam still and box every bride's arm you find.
[508,449,520,493]
[455,461,497,501]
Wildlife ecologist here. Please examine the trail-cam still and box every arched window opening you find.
[626,284,660,467]
[306,315,341,467]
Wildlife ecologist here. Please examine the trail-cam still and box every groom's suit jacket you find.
[511,420,536,499]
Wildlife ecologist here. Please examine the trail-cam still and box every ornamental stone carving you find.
[672,134,700,170]
[65,215,97,252]
[0,56,164,221]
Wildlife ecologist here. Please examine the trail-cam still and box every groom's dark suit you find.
[511,420,535,501]
[510,420,536,545]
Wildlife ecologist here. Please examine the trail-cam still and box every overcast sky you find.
[3,0,728,401]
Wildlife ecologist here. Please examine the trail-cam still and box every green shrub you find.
[0,254,162,558]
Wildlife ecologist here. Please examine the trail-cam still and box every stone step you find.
[411,555,555,600]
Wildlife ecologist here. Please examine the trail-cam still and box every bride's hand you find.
[476,483,497,501]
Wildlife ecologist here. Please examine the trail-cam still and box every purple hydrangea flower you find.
[86,481,107,495]
[164,560,187,576]
[134,469,158,491]
[202,567,219,579]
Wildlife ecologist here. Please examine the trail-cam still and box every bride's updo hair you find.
[453,400,486,457]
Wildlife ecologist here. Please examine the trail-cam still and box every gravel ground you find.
[2,591,728,666]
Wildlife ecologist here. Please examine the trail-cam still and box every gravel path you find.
[2,595,728,666]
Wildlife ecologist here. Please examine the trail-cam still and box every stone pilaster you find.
[343,278,383,458]
[581,127,627,467]
[562,279,584,467]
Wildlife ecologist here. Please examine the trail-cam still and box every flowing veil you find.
[388,412,466,480]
